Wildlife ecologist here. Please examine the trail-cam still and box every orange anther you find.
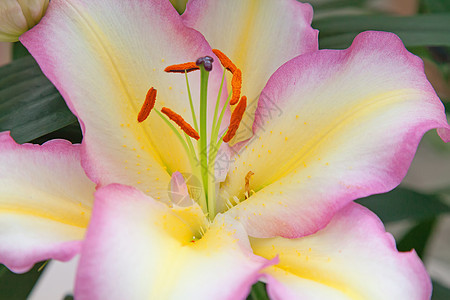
[137,87,157,122]
[164,62,200,73]
[161,107,200,140]
[245,171,254,199]
[230,69,242,105]
[223,96,247,143]
[212,49,237,73]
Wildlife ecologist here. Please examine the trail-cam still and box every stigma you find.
[195,56,214,72]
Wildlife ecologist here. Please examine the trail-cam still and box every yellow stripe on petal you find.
[252,239,362,299]
[220,32,449,238]
[0,133,95,272]
[184,0,318,143]
[76,185,269,299]
[22,0,225,201]
[251,204,431,300]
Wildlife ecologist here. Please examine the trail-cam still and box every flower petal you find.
[221,31,450,238]
[183,0,318,143]
[0,132,95,273]
[251,203,431,300]
[21,0,225,203]
[75,184,271,300]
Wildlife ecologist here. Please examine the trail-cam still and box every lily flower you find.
[0,0,448,298]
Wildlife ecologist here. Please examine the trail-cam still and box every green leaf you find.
[0,261,48,299]
[432,280,450,300]
[12,42,30,60]
[308,0,366,11]
[356,187,450,223]
[420,0,450,14]
[247,282,270,300]
[435,185,450,195]
[313,14,450,49]
[0,56,78,144]
[30,122,83,145]
[397,217,436,258]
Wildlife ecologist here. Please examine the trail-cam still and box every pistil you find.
[196,57,212,217]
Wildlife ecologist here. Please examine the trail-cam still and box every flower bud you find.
[0,0,49,42]
[170,0,188,14]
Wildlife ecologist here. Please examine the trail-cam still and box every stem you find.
[184,133,207,212]
[199,65,210,214]
[207,159,216,218]
[185,70,199,132]
[154,110,192,160]
[206,128,229,218]
[212,91,232,144]
[155,109,208,212]
[212,68,226,133]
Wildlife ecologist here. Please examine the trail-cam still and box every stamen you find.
[137,87,157,122]
[164,62,199,73]
[161,107,200,140]
[230,69,242,105]
[212,49,237,73]
[245,171,254,200]
[223,95,247,143]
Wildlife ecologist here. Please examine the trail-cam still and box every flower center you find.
[137,50,247,219]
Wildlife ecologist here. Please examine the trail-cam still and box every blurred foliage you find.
[397,217,437,258]
[12,42,30,60]
[419,0,450,13]
[0,262,47,299]
[0,55,79,144]
[356,188,450,224]
[433,280,450,300]
[314,14,450,49]
[247,282,270,300]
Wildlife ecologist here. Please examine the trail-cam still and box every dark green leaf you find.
[30,122,83,145]
[0,56,78,144]
[63,295,74,300]
[313,14,450,49]
[309,0,366,11]
[12,42,30,60]
[247,282,270,300]
[0,261,48,299]
[435,185,450,195]
[432,280,450,300]
[397,217,436,258]
[420,0,450,14]
[356,187,450,223]
[444,101,450,114]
